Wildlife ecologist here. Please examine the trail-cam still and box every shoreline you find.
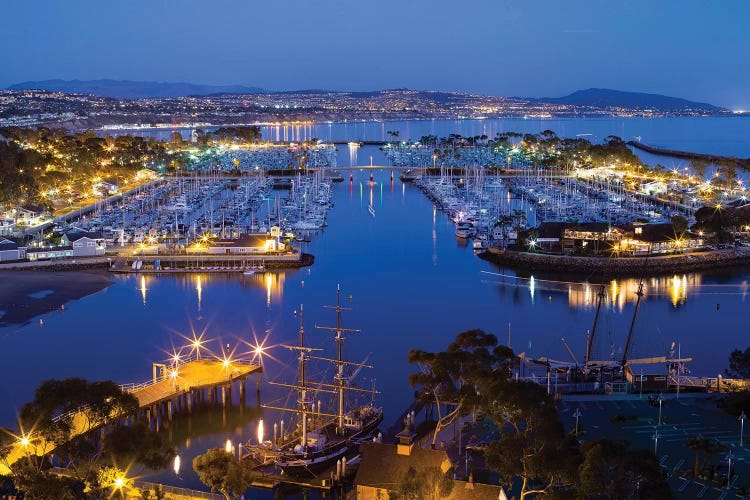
[627,141,750,170]
[0,270,114,327]
[478,247,750,277]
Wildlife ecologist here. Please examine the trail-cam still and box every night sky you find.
[2,0,749,108]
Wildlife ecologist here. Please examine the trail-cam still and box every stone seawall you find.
[479,248,750,277]
[0,257,111,272]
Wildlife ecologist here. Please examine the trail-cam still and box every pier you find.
[0,357,262,474]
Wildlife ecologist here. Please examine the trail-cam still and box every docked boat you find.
[455,222,474,239]
[243,287,383,474]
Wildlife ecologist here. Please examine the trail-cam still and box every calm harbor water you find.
[3,118,750,493]
[120,115,750,158]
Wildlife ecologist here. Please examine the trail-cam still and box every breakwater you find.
[627,141,750,170]
[479,247,750,277]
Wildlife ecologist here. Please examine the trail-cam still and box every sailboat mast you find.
[621,280,644,367]
[335,285,345,433]
[585,285,605,366]
[298,304,307,448]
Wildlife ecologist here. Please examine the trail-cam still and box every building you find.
[6,204,50,227]
[0,238,26,261]
[0,217,15,235]
[618,223,704,255]
[354,426,507,500]
[191,232,286,255]
[92,181,119,196]
[562,223,622,254]
[67,231,106,256]
[26,246,73,261]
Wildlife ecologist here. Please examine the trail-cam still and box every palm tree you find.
[685,436,726,477]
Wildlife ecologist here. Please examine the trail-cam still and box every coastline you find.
[478,247,750,278]
[0,270,114,327]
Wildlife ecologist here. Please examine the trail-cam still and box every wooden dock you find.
[0,357,262,474]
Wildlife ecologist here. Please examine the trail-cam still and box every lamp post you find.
[657,394,663,426]
[573,408,582,437]
[740,411,747,446]
[726,450,734,490]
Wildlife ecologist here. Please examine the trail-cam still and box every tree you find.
[193,448,254,500]
[670,215,689,237]
[577,440,671,499]
[393,465,454,500]
[689,159,708,180]
[685,436,726,478]
[726,348,750,378]
[408,330,510,447]
[483,381,577,499]
[103,422,175,470]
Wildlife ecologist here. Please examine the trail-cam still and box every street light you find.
[573,408,582,437]
[740,411,747,446]
[726,450,734,490]
[657,394,663,426]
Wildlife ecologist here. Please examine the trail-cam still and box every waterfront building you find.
[0,238,26,261]
[194,233,285,255]
[67,231,107,257]
[26,246,73,261]
[618,222,704,255]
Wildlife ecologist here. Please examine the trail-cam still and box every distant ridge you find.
[532,88,725,112]
[6,79,266,99]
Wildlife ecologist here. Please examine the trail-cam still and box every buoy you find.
[39,319,43,326]
[61,304,64,311]
[293,310,297,316]
[349,295,353,302]
[717,303,720,310]
[349,173,353,181]
[301,280,304,287]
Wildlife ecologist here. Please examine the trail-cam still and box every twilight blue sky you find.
[1,0,749,108]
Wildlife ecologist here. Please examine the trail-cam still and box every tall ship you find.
[243,286,383,474]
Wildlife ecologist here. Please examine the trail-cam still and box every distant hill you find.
[533,88,725,112]
[6,79,266,99]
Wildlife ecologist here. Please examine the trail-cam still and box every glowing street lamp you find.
[726,451,734,490]
[740,411,747,446]
[573,408,582,437]
[656,394,663,426]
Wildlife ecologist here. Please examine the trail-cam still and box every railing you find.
[136,480,225,500]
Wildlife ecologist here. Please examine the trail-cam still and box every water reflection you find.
[489,271,707,310]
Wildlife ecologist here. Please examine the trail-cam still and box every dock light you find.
[114,477,125,489]
[19,436,29,447]
[225,439,233,454]
[258,419,264,445]
[171,369,178,379]
[528,239,537,249]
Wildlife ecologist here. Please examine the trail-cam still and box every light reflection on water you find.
[2,149,750,494]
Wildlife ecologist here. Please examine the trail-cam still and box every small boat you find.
[243,269,255,276]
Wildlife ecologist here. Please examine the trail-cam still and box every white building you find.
[68,231,107,257]
[0,238,26,261]
[92,181,120,197]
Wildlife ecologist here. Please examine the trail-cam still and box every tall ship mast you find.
[243,287,383,475]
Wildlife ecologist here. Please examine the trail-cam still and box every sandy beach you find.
[0,271,114,327]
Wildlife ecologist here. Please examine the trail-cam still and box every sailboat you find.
[244,287,383,474]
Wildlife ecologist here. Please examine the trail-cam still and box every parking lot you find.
[560,394,749,498]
